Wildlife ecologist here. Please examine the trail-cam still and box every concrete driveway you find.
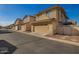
[0,29,79,54]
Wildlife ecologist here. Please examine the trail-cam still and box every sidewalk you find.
[16,31,79,47]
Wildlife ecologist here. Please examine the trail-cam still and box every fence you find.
[56,25,79,36]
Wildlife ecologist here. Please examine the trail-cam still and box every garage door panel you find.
[35,25,49,35]
[21,25,26,31]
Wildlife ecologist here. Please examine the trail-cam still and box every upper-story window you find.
[46,12,52,18]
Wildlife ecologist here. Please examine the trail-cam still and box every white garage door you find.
[15,26,18,30]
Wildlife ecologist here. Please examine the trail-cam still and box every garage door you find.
[34,25,49,35]
[21,25,26,31]
[15,26,18,30]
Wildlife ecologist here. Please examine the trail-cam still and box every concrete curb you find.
[16,31,79,47]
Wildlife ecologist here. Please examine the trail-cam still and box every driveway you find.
[0,29,79,54]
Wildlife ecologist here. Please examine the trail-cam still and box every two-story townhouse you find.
[21,15,35,32]
[14,18,23,31]
[31,6,69,35]
[10,5,78,35]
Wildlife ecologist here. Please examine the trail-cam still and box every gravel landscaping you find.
[47,35,79,43]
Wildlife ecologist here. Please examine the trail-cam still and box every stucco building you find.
[21,15,36,32]
[10,5,79,36]
[14,18,23,31]
[31,6,70,35]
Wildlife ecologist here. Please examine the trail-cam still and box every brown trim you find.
[31,18,56,24]
[36,6,68,19]
[31,19,56,26]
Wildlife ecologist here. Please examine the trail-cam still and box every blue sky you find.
[0,4,79,26]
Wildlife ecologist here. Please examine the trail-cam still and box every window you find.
[46,12,51,18]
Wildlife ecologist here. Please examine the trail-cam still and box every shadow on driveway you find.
[0,40,17,54]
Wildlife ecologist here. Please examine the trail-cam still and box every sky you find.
[0,4,79,26]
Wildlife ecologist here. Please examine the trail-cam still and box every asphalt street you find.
[0,29,79,54]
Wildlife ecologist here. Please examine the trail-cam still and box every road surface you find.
[0,29,79,54]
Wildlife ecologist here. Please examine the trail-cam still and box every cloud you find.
[0,16,14,26]
[0,21,13,26]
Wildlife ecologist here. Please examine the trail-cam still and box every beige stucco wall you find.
[30,16,36,22]
[15,20,23,25]
[23,16,35,23]
[36,13,49,20]
[48,9,57,19]
[23,17,30,23]
[58,10,67,23]
[31,25,34,32]
[36,9,57,21]
[48,22,57,35]
[15,20,20,25]
[48,24,53,35]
